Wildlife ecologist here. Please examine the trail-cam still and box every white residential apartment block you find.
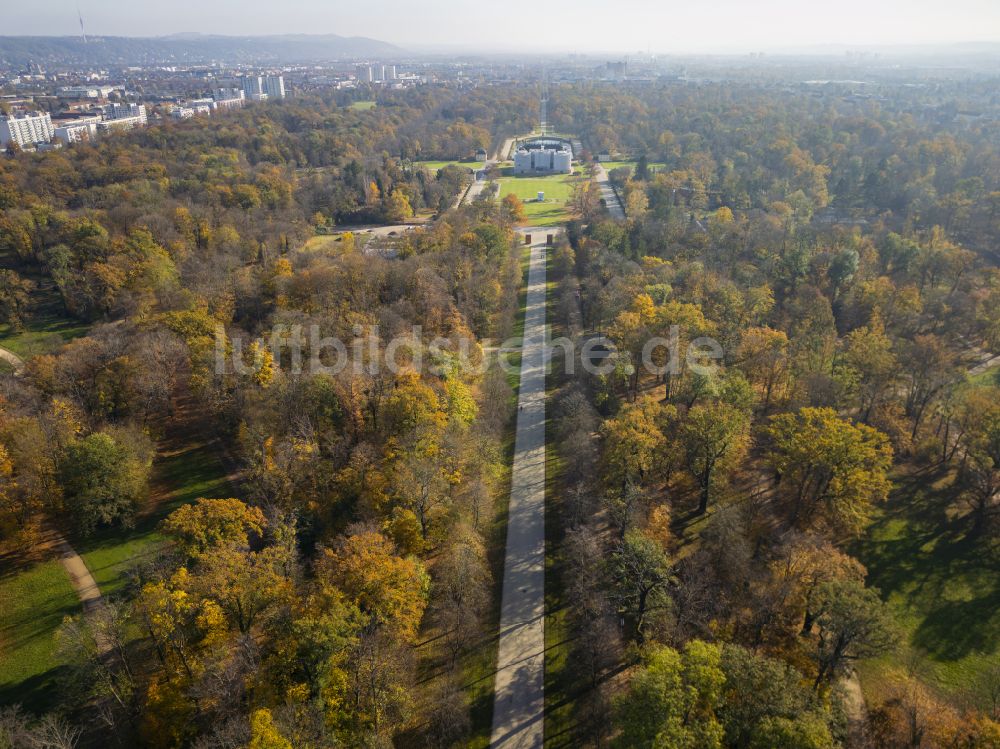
[97,103,148,134]
[57,85,117,99]
[242,75,265,100]
[0,111,54,148]
[241,75,286,101]
[355,64,398,83]
[264,76,285,100]
[104,102,148,124]
[53,115,102,144]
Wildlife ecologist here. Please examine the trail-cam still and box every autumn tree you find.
[601,397,674,488]
[318,531,429,643]
[767,408,892,536]
[956,394,1000,536]
[736,326,790,412]
[500,193,526,225]
[0,270,33,332]
[841,320,898,424]
[162,497,266,559]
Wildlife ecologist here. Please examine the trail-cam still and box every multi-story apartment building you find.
[0,111,54,148]
[240,75,286,101]
[263,76,285,100]
[53,115,102,144]
[104,102,148,125]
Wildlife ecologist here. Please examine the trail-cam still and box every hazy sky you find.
[7,0,1000,53]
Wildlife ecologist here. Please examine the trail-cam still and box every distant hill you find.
[0,34,404,67]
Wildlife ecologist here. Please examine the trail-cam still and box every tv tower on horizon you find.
[77,2,88,43]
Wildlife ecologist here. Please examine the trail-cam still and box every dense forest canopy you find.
[0,74,998,748]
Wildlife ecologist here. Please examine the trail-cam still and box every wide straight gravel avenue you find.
[490,233,548,748]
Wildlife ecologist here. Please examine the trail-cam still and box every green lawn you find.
[349,100,376,111]
[851,468,1000,710]
[598,160,666,176]
[501,173,581,227]
[415,160,481,174]
[969,364,1000,389]
[0,559,80,712]
[0,287,89,359]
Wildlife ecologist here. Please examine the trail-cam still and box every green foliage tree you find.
[680,401,750,515]
[615,640,725,749]
[60,432,151,535]
[607,529,673,640]
[809,578,895,690]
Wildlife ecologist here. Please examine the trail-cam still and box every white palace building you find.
[513,137,573,175]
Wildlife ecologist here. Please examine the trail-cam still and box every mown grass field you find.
[348,100,376,111]
[0,282,89,359]
[598,160,666,175]
[0,558,80,712]
[415,160,481,173]
[852,467,1000,710]
[501,173,581,227]
[301,233,353,255]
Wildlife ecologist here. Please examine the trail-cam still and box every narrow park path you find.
[491,234,548,748]
[54,535,103,615]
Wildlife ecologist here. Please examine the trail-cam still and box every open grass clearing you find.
[851,467,1000,711]
[0,282,89,359]
[501,173,581,228]
[415,160,481,174]
[0,558,80,713]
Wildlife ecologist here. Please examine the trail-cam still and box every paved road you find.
[491,234,548,749]
[463,176,498,205]
[594,164,626,220]
[496,137,516,162]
